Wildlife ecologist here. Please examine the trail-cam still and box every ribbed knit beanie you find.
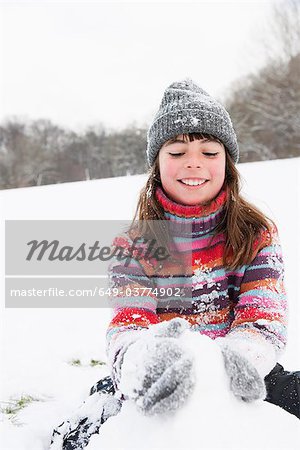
[146,78,239,166]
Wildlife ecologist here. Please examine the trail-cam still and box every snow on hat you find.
[146,78,239,166]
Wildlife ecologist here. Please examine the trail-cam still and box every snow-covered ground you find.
[0,157,299,449]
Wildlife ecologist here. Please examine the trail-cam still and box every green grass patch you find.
[69,358,82,366]
[1,395,40,416]
[68,358,106,367]
[89,359,106,367]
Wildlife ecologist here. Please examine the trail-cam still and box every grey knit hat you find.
[146,78,239,166]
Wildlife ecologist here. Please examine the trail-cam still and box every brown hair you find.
[129,133,274,270]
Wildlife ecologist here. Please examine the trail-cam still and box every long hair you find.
[129,133,274,270]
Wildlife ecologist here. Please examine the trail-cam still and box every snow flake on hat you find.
[190,116,199,125]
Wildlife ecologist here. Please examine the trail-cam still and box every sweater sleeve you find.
[219,225,288,377]
[106,232,160,376]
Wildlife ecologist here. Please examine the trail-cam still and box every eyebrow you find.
[163,138,212,147]
[163,138,188,147]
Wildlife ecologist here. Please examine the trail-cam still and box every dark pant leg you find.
[264,363,300,419]
[89,375,115,396]
[50,375,121,450]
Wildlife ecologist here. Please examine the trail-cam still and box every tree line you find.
[0,0,299,190]
[0,121,148,188]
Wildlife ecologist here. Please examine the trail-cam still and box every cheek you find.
[210,160,226,181]
[159,157,177,180]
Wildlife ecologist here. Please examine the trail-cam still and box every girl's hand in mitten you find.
[118,318,195,415]
[149,317,191,338]
[221,345,267,402]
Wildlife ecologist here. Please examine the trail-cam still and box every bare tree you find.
[0,118,148,189]
[225,0,300,162]
[256,0,300,64]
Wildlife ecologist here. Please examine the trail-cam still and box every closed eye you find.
[168,152,219,157]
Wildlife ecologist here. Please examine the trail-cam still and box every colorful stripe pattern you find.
[106,186,287,374]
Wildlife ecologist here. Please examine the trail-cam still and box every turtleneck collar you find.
[155,185,228,235]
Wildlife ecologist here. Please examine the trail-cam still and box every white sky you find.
[0,0,276,131]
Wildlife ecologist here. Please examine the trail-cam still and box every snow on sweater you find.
[106,186,287,379]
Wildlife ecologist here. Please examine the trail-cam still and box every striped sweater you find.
[106,186,287,378]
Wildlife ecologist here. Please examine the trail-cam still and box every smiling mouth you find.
[178,179,208,187]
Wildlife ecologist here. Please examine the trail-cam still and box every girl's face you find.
[158,135,226,206]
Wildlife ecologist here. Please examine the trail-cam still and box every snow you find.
[0,157,300,449]
[87,332,299,450]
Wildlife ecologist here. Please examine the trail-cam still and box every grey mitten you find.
[149,317,190,338]
[221,345,267,402]
[118,318,195,415]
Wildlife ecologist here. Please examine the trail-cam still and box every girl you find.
[50,79,300,449]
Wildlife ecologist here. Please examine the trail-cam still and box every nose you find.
[186,163,201,168]
[184,155,202,168]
